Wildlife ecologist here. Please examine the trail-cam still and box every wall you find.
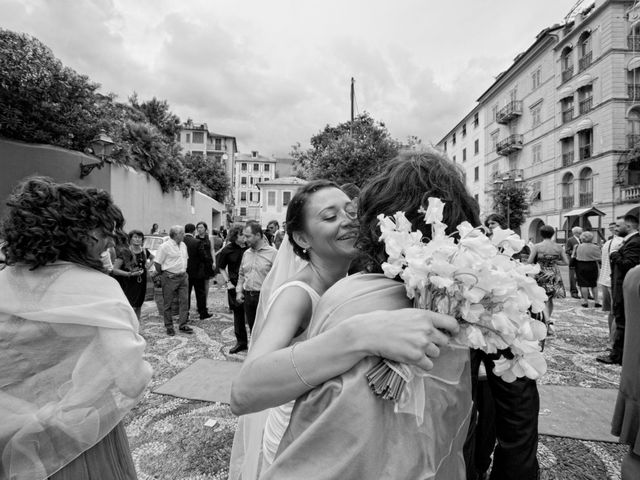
[0,139,225,233]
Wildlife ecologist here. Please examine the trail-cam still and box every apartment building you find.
[438,0,640,242]
[436,105,486,215]
[234,151,277,222]
[257,176,308,226]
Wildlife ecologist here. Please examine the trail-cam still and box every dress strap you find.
[269,281,321,304]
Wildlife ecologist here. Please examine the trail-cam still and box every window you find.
[251,151,258,158]
[628,108,640,148]
[462,124,467,137]
[562,172,575,209]
[561,96,574,123]
[241,163,247,171]
[531,181,542,202]
[250,192,260,203]
[192,132,204,143]
[264,178,269,182]
[531,104,542,128]
[250,177,255,185]
[531,68,541,90]
[462,148,467,162]
[264,164,270,172]
[241,176,247,185]
[474,166,479,181]
[561,46,574,81]
[184,133,191,143]
[579,167,593,206]
[268,191,276,206]
[578,85,593,114]
[473,112,479,127]
[474,139,479,155]
[490,131,499,152]
[452,155,456,163]
[240,192,247,202]
[492,105,498,122]
[452,133,457,145]
[561,137,575,166]
[532,143,542,164]
[283,191,292,206]
[240,207,247,216]
[215,138,222,150]
[578,128,592,160]
[578,32,592,71]
[253,163,260,172]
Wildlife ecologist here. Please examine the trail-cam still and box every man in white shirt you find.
[598,221,624,345]
[154,225,192,336]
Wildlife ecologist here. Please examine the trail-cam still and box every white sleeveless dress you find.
[260,281,321,467]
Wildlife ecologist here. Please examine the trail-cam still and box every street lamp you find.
[80,129,115,178]
[493,171,523,229]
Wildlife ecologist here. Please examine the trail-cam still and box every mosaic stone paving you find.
[125,287,628,480]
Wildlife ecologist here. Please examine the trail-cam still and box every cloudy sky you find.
[2,0,579,156]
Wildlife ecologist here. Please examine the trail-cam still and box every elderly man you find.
[236,222,277,338]
[566,226,583,299]
[154,225,193,336]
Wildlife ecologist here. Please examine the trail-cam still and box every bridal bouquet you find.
[366,198,549,403]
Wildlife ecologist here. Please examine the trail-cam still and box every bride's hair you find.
[357,148,480,273]
[286,179,340,260]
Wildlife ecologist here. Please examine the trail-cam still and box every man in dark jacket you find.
[184,223,212,320]
[566,226,583,298]
[598,214,640,365]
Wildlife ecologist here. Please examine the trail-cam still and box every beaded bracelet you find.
[290,342,317,389]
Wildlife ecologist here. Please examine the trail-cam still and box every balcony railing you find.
[496,134,524,156]
[579,145,592,160]
[562,107,574,123]
[579,191,593,206]
[562,67,574,82]
[579,97,593,115]
[578,51,592,72]
[628,134,640,149]
[562,151,574,167]
[629,84,640,100]
[496,101,523,124]
[622,185,640,202]
[630,35,640,51]
[562,196,574,209]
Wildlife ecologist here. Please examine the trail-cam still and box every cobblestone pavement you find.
[125,285,627,480]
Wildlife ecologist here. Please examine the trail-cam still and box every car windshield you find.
[144,237,166,251]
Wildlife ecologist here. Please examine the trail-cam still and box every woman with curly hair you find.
[0,177,152,480]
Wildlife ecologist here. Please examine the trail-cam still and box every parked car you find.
[143,235,169,258]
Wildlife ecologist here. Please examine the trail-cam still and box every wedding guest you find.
[196,221,217,296]
[598,222,624,346]
[598,215,640,365]
[566,226,583,299]
[0,177,152,480]
[266,220,284,249]
[229,177,461,479]
[235,222,277,336]
[260,151,475,479]
[112,230,153,319]
[150,223,160,235]
[574,231,602,308]
[154,225,193,336]
[611,265,640,479]
[184,223,212,320]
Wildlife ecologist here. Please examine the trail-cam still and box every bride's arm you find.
[230,289,457,415]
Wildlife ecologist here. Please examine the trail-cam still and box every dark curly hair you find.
[1,176,126,270]
[357,149,480,273]
[286,179,341,260]
[484,213,507,229]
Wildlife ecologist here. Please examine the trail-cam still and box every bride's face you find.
[300,187,359,261]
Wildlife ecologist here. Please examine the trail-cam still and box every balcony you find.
[579,97,593,115]
[562,67,574,83]
[578,51,592,72]
[562,196,574,209]
[496,134,524,156]
[579,192,593,207]
[562,107,574,123]
[622,185,640,202]
[629,35,640,51]
[628,84,640,100]
[628,134,640,149]
[562,151,574,167]
[579,145,592,160]
[496,101,523,124]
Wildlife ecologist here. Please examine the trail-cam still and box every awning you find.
[559,127,574,139]
[558,86,573,99]
[575,73,594,89]
[576,118,593,132]
[628,57,640,71]
[563,206,605,218]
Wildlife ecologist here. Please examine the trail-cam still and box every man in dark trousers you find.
[598,214,640,365]
[566,226,583,299]
[217,226,248,353]
[184,223,211,320]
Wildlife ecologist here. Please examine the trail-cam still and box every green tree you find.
[183,153,230,202]
[493,184,530,231]
[291,112,401,187]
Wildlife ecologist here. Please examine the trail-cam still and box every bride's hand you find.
[354,309,459,372]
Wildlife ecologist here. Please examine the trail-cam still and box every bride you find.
[261,149,479,479]
[229,179,459,479]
